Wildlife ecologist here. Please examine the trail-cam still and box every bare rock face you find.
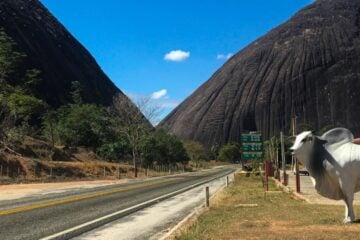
[160,0,360,147]
[0,0,127,107]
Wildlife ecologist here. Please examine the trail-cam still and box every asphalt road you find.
[0,166,236,240]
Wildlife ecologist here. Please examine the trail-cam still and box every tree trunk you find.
[132,148,138,178]
[49,119,55,148]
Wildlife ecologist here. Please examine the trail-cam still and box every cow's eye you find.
[301,139,306,143]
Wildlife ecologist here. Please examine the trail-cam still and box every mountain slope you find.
[160,0,360,146]
[0,0,128,107]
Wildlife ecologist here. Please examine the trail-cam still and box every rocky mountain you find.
[0,0,129,107]
[160,0,360,147]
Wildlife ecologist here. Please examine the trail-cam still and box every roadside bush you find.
[139,134,159,167]
[47,104,112,149]
[183,140,207,161]
[209,144,220,160]
[218,143,241,163]
[183,140,207,168]
[139,129,189,166]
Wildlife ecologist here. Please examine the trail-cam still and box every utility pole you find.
[292,115,300,193]
[276,144,280,180]
[280,131,286,185]
[291,116,296,169]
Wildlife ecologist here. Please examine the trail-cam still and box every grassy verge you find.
[175,174,360,240]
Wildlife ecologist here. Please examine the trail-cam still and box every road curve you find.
[0,166,236,240]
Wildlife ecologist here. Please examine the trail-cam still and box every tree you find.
[110,94,151,177]
[139,129,189,167]
[139,134,158,167]
[96,137,130,161]
[0,30,25,86]
[168,136,189,164]
[42,109,56,147]
[210,144,220,160]
[0,30,45,150]
[135,96,163,126]
[52,104,111,149]
[264,136,279,163]
[151,129,171,165]
[218,143,241,163]
[183,140,207,167]
[6,90,45,122]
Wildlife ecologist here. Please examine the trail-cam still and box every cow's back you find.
[330,143,360,193]
[332,143,360,164]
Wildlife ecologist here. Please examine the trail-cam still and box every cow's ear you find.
[288,136,296,144]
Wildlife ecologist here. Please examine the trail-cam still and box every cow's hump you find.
[321,128,354,151]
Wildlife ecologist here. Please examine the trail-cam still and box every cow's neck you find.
[296,149,325,178]
[299,147,343,200]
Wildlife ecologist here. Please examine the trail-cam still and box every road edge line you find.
[159,173,235,240]
[40,170,235,240]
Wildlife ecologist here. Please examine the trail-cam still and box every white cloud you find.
[164,50,190,62]
[151,89,168,99]
[217,53,233,60]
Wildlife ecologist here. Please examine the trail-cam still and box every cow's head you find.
[290,131,327,166]
[290,131,313,152]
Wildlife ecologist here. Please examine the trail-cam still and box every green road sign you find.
[241,132,263,161]
[240,134,262,142]
[241,143,263,151]
[242,152,263,161]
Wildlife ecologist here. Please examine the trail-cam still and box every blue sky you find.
[40,0,313,122]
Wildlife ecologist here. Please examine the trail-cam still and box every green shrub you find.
[140,129,189,166]
[218,143,241,163]
[96,139,130,161]
[50,104,112,149]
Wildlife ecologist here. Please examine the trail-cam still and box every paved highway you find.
[0,166,236,240]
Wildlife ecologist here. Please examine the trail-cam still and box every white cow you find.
[290,128,360,223]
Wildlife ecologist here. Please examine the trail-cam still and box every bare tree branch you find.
[134,96,164,126]
[110,94,153,177]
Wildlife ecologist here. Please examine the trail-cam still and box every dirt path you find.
[285,171,360,205]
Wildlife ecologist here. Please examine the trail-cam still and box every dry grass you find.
[0,137,187,182]
[0,155,188,183]
[175,174,360,240]
[0,137,196,183]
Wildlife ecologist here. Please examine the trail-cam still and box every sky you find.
[40,0,313,123]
